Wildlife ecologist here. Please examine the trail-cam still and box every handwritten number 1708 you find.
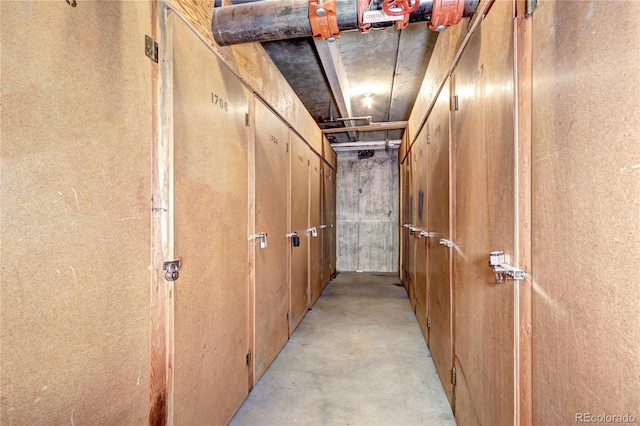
[212,93,229,112]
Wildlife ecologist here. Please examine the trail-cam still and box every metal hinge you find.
[427,317,431,328]
[451,95,459,111]
[286,311,290,320]
[245,113,252,126]
[286,143,289,153]
[145,35,158,63]
[246,351,251,366]
[452,367,457,386]
[162,259,181,282]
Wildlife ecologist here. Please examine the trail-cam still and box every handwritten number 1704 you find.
[212,93,229,111]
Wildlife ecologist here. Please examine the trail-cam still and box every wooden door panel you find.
[309,153,323,305]
[0,3,151,423]
[452,2,516,424]
[531,1,640,423]
[322,163,331,288]
[290,134,309,332]
[414,132,429,339]
[173,16,250,424]
[320,162,331,289]
[402,162,411,292]
[254,99,289,382]
[408,151,417,310]
[426,81,453,404]
[330,168,337,276]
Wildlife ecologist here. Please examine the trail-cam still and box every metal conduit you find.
[211,0,479,46]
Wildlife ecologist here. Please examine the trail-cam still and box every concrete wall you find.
[336,150,399,272]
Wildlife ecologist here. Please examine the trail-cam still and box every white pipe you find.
[331,139,401,152]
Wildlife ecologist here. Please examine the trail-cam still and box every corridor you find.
[230,272,455,425]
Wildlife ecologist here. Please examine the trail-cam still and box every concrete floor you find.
[230,272,456,426]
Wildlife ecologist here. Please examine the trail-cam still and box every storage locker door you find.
[451,2,515,424]
[414,132,429,339]
[330,168,337,275]
[309,152,323,306]
[398,160,405,280]
[173,16,250,425]
[1,3,151,424]
[290,134,310,332]
[402,161,411,292]
[253,100,289,383]
[408,151,417,311]
[532,2,640,423]
[322,163,332,288]
[426,82,453,405]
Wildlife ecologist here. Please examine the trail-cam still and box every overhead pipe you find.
[322,120,408,133]
[211,0,479,46]
[331,139,401,151]
[331,116,372,124]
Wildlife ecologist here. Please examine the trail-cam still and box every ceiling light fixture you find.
[364,93,373,109]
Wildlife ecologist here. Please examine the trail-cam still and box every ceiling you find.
[261,22,438,147]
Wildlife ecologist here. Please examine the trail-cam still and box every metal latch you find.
[404,225,418,235]
[250,232,268,249]
[488,251,526,284]
[163,259,181,282]
[418,230,435,239]
[307,227,318,237]
[439,238,454,248]
[286,232,300,247]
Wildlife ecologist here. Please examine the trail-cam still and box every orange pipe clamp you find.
[428,0,465,31]
[309,0,342,41]
[357,0,372,33]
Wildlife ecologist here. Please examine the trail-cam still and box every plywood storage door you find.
[451,2,516,424]
[426,82,453,405]
[309,152,323,306]
[531,2,640,423]
[413,132,429,339]
[172,16,250,425]
[290,133,310,332]
[1,3,151,424]
[398,159,405,278]
[402,161,411,291]
[322,162,332,288]
[408,151,417,311]
[253,100,290,383]
[330,167,338,276]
